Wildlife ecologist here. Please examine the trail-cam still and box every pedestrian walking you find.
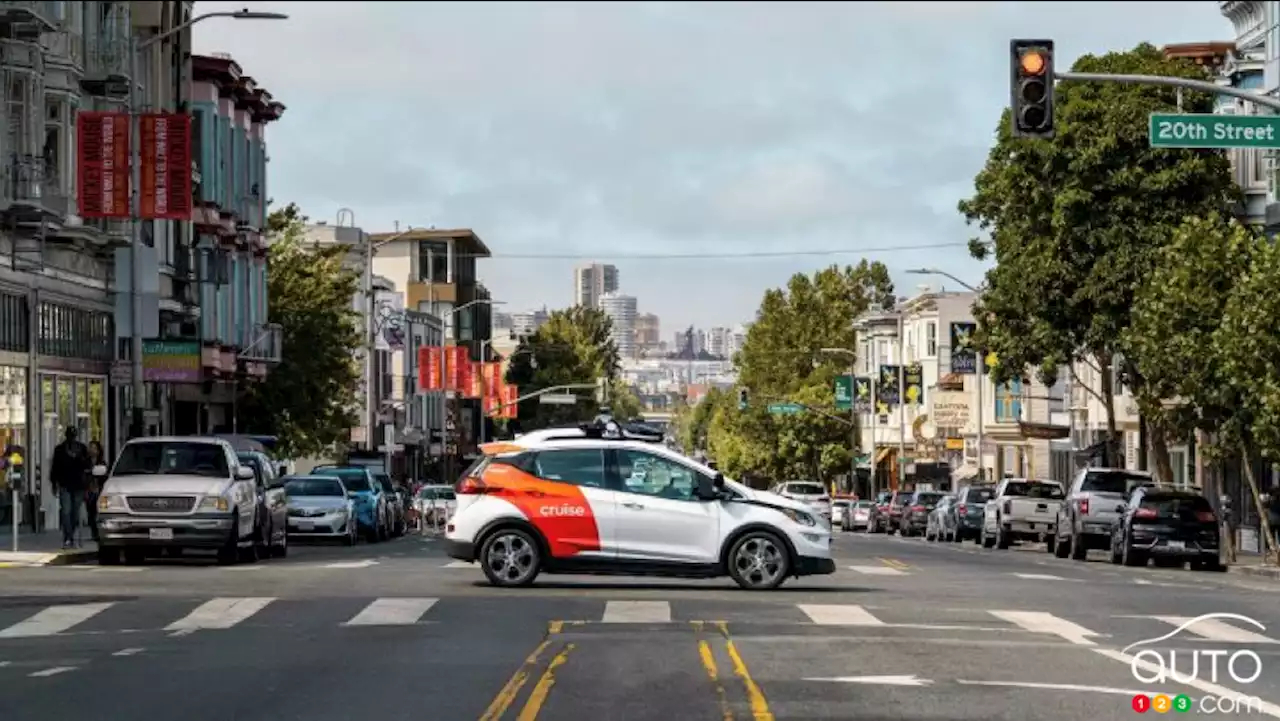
[84,440,105,543]
[50,427,90,548]
[1266,485,1280,554]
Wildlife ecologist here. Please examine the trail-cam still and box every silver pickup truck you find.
[1051,466,1153,561]
[981,478,1065,549]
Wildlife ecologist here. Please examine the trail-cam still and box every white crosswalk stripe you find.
[164,598,275,631]
[1151,615,1279,644]
[847,565,909,576]
[322,560,378,569]
[1012,573,1073,581]
[344,598,438,626]
[798,604,886,626]
[0,603,114,639]
[442,561,473,568]
[602,601,671,623]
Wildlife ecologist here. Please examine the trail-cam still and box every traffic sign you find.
[834,376,853,410]
[1149,113,1280,149]
[768,402,804,415]
[538,393,578,405]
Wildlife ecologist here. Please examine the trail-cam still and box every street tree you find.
[236,204,363,458]
[713,262,893,484]
[960,43,1239,467]
[504,306,621,429]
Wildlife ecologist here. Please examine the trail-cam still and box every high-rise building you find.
[707,327,732,358]
[574,263,620,309]
[511,308,551,337]
[601,293,638,358]
[634,313,661,355]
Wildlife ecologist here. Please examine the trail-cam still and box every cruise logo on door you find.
[539,504,587,517]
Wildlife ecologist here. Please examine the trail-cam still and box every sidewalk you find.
[0,529,97,567]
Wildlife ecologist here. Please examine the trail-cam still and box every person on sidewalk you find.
[50,426,89,549]
[1267,485,1280,553]
[84,440,105,543]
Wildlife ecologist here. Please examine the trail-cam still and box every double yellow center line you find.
[478,636,576,721]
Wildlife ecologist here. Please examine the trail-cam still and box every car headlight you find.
[195,495,230,512]
[780,508,817,527]
[98,493,127,512]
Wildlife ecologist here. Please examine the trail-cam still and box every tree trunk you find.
[1238,443,1279,564]
[1097,354,1121,467]
[1150,426,1176,486]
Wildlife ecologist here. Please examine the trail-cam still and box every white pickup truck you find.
[981,478,1066,549]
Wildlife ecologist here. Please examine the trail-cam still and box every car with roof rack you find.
[443,414,835,590]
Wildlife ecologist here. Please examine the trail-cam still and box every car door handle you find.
[622,502,645,510]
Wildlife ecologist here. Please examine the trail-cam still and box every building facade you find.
[573,262,618,310]
[634,312,660,355]
[1220,1,1280,229]
[600,292,636,359]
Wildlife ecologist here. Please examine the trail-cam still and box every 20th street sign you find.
[1149,113,1280,149]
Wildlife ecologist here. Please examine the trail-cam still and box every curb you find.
[1234,565,1280,581]
[0,549,98,567]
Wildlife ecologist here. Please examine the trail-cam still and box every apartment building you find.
[573,262,618,310]
[600,292,637,359]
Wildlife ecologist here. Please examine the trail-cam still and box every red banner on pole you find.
[445,346,469,392]
[483,392,500,417]
[481,362,503,392]
[501,385,519,419]
[458,355,478,398]
[76,111,130,218]
[138,113,193,220]
[417,347,442,390]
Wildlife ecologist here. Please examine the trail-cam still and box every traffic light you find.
[1010,39,1054,139]
[737,388,748,409]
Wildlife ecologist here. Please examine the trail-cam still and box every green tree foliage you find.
[236,204,363,458]
[504,306,621,429]
[959,43,1239,462]
[607,382,644,421]
[707,262,893,484]
[677,387,729,454]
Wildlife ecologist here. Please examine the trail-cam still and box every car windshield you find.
[914,492,944,505]
[418,487,456,500]
[312,468,372,492]
[284,478,346,497]
[1003,481,1065,499]
[1082,470,1150,494]
[113,441,229,478]
[965,487,995,503]
[785,483,825,496]
[1140,493,1213,517]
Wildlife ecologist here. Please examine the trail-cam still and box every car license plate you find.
[1166,540,1185,550]
[296,522,314,531]
[148,528,174,541]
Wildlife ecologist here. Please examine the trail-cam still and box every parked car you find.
[770,481,832,522]
[1052,467,1153,561]
[899,489,947,536]
[236,450,290,558]
[283,475,359,545]
[831,499,852,529]
[415,484,457,528]
[981,478,1065,549]
[845,500,875,532]
[881,491,909,534]
[954,483,996,542]
[925,495,958,541]
[311,465,391,542]
[370,469,407,537]
[868,491,892,533]
[96,436,277,565]
[1109,486,1225,571]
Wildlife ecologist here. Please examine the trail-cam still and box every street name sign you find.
[1149,113,1280,149]
[538,393,578,405]
[768,402,804,415]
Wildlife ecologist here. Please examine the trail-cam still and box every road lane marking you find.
[877,557,910,570]
[602,601,670,623]
[805,674,932,686]
[847,565,908,576]
[989,610,1099,646]
[956,679,1149,695]
[797,604,885,627]
[443,561,473,568]
[0,602,114,638]
[1094,647,1280,718]
[725,638,775,721]
[477,639,553,721]
[28,666,76,677]
[1151,615,1279,644]
[322,559,378,569]
[344,598,438,626]
[1012,573,1076,581]
[112,648,144,657]
[164,597,274,631]
[515,643,574,721]
[697,639,734,721]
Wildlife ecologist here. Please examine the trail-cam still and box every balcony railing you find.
[3,154,70,219]
[0,1,59,31]
[241,323,282,364]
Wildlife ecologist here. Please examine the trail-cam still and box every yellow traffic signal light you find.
[1010,39,1055,139]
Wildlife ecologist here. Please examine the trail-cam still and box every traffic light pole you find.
[1055,72,1280,113]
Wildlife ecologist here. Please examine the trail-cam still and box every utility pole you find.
[896,312,906,489]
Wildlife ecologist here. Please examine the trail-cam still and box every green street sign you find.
[768,402,804,415]
[1149,113,1280,149]
[834,376,853,410]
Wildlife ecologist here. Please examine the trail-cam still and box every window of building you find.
[926,322,937,356]
[7,74,30,160]
[995,378,1023,422]
[43,95,70,196]
[418,241,449,283]
[877,340,889,367]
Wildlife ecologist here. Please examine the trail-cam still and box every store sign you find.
[930,391,971,429]
[142,340,201,383]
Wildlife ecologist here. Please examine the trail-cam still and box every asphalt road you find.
[1,530,1278,721]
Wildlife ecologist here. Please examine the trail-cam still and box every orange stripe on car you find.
[479,442,525,456]
[481,464,602,558]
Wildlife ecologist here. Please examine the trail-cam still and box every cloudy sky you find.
[194,1,1229,333]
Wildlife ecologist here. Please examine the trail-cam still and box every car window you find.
[284,477,346,497]
[114,441,231,478]
[964,487,995,503]
[914,492,944,505]
[531,449,607,488]
[1081,470,1149,494]
[855,501,875,508]
[615,449,699,501]
[312,468,372,492]
[1003,481,1064,499]
[418,487,456,501]
[375,474,396,494]
[1140,493,1212,516]
[784,482,825,496]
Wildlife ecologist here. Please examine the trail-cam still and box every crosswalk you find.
[0,596,1274,647]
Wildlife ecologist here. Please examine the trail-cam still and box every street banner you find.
[877,365,901,407]
[480,361,503,393]
[417,347,441,390]
[138,112,192,220]
[445,345,469,391]
[76,111,130,218]
[459,357,479,398]
[854,377,872,412]
[483,389,500,417]
[834,376,853,410]
[501,385,519,419]
[904,364,923,405]
[950,322,978,374]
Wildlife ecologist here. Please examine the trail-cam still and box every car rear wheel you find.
[480,528,541,587]
[727,531,790,590]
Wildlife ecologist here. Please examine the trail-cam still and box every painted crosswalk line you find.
[797,604,886,627]
[847,565,909,576]
[0,603,114,639]
[344,598,438,626]
[602,601,671,623]
[164,598,275,631]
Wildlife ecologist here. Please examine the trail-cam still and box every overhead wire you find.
[447,240,975,261]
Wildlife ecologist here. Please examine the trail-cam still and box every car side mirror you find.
[712,472,725,489]
[276,464,288,477]
[695,475,719,501]
[91,464,108,478]
[235,466,255,481]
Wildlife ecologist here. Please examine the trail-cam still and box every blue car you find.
[311,466,389,542]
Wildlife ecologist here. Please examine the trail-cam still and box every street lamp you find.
[906,268,987,480]
[440,299,504,455]
[127,9,288,436]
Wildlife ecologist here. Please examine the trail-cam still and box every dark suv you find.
[898,489,946,537]
[954,483,996,542]
[1109,487,1225,571]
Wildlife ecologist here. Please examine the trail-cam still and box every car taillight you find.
[957,504,967,514]
[456,477,491,495]
[1134,508,1157,520]
[912,505,925,512]
[1079,498,1090,515]
[1196,511,1216,523]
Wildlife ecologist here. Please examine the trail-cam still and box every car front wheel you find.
[727,531,790,590]
[479,528,542,587]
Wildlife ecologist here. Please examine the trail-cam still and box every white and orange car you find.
[444,418,835,590]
